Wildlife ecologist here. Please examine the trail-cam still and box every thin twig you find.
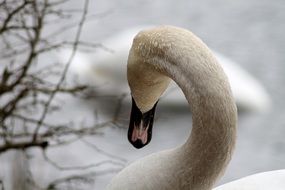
[42,148,125,171]
[81,139,127,163]
[46,167,121,189]
[0,0,31,34]
[32,0,89,141]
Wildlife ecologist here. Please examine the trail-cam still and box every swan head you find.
[127,32,171,148]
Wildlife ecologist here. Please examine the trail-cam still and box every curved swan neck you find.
[128,26,237,189]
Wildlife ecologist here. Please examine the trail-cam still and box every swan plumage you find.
[57,26,271,112]
[214,170,285,190]
[106,25,284,190]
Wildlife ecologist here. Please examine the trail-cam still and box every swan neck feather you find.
[125,25,238,190]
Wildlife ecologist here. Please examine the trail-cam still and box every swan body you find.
[57,26,271,112]
[214,170,285,190]
[106,26,284,190]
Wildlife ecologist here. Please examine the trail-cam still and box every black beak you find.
[128,98,158,149]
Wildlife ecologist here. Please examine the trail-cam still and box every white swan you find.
[106,26,284,190]
[57,26,271,112]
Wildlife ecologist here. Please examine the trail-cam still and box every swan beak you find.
[128,97,158,149]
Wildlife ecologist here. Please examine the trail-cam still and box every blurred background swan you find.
[57,26,271,112]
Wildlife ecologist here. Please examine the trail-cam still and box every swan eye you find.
[128,97,158,149]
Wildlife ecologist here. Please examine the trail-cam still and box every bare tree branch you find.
[81,139,127,163]
[0,140,48,153]
[0,0,125,189]
[46,168,122,190]
[32,0,89,141]
[43,148,125,171]
[0,0,32,34]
